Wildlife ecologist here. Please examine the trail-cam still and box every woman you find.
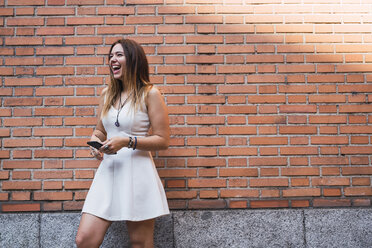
[76,38,170,248]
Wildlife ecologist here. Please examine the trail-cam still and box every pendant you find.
[115,121,120,127]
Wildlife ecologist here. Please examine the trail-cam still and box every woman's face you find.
[109,43,126,80]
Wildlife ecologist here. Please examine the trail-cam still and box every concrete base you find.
[0,209,371,248]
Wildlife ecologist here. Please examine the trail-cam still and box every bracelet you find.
[133,137,137,150]
[128,136,133,148]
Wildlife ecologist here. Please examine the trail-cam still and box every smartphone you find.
[87,141,103,150]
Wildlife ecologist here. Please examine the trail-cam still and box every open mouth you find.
[111,65,121,74]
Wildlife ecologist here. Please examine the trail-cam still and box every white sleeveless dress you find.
[82,102,169,221]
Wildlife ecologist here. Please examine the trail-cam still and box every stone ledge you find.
[0,208,371,248]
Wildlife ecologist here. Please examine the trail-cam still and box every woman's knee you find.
[127,219,155,248]
[75,231,103,248]
[75,231,91,248]
[76,213,111,248]
[75,233,85,247]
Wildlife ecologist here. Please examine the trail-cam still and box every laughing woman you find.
[75,38,170,248]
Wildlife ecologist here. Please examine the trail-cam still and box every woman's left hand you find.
[100,137,126,155]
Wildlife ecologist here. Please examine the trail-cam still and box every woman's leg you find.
[75,213,112,248]
[126,218,155,248]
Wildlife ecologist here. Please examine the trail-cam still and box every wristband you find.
[133,137,137,150]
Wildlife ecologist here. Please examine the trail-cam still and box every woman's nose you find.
[110,56,117,62]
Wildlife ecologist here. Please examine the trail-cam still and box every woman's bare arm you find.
[90,89,108,160]
[101,87,170,153]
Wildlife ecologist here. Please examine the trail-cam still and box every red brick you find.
[344,187,372,196]
[353,199,371,207]
[250,137,287,146]
[34,192,73,201]
[342,167,372,175]
[7,17,44,26]
[4,97,42,106]
[186,55,224,64]
[187,137,225,146]
[312,177,350,186]
[249,157,287,166]
[188,200,226,209]
[187,95,225,104]
[199,168,218,177]
[313,199,351,207]
[0,171,10,179]
[250,178,288,187]
[220,168,258,177]
[2,204,41,212]
[64,181,92,190]
[187,116,224,125]
[219,106,256,114]
[311,157,349,166]
[307,74,344,83]
[186,35,224,44]
[340,125,372,134]
[158,169,197,178]
[341,146,372,155]
[351,177,370,186]
[218,65,255,74]
[283,188,321,197]
[309,115,347,124]
[0,193,9,201]
[11,192,30,201]
[311,136,349,145]
[2,181,41,190]
[188,179,226,188]
[250,200,289,208]
[279,126,317,134]
[34,171,73,179]
[8,0,43,5]
[219,126,256,135]
[219,147,257,156]
[187,158,225,167]
[3,138,42,147]
[282,167,319,176]
[220,189,258,198]
[64,117,97,125]
[158,6,195,14]
[279,105,317,113]
[217,25,254,34]
[158,148,197,157]
[166,179,186,188]
[34,150,73,158]
[33,128,73,136]
[309,95,346,103]
[166,191,197,199]
[187,75,224,84]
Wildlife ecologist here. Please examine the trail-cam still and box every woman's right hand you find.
[90,147,103,160]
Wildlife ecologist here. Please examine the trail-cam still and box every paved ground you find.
[1,208,371,247]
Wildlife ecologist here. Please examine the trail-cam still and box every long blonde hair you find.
[101,38,153,117]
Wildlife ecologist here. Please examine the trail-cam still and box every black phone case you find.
[87,141,103,150]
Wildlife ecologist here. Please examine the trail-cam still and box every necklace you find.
[115,92,132,127]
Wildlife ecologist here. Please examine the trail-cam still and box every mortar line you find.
[38,213,41,248]
[302,210,308,248]
[172,213,176,248]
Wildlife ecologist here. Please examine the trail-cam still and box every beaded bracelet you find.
[128,136,133,148]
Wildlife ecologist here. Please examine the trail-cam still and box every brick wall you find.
[1,0,372,213]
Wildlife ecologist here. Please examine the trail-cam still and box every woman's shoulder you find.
[147,85,161,97]
[145,85,164,107]
[100,87,108,96]
[146,85,164,102]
